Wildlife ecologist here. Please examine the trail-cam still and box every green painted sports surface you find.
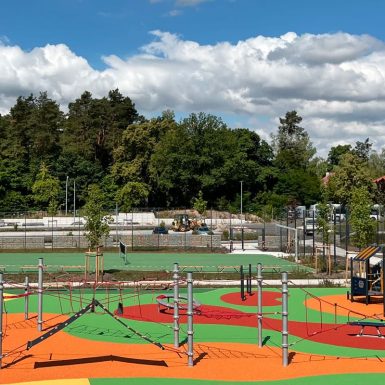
[0,251,312,272]
[90,373,385,385]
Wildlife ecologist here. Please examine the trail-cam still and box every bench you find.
[347,321,385,338]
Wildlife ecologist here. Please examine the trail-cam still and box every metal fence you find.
[0,208,383,256]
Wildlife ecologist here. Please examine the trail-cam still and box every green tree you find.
[349,187,376,249]
[32,163,60,214]
[274,169,321,207]
[192,190,207,217]
[83,184,112,249]
[353,138,372,162]
[327,144,352,170]
[116,182,149,212]
[272,111,315,170]
[327,153,375,205]
[316,200,331,247]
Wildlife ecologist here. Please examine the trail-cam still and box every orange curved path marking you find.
[2,313,385,384]
[305,294,385,318]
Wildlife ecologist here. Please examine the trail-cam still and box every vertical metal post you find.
[116,203,119,249]
[173,262,180,348]
[282,271,289,367]
[131,209,134,252]
[382,248,385,317]
[333,209,337,267]
[0,272,3,369]
[187,272,194,367]
[247,264,252,295]
[65,175,69,215]
[38,258,44,332]
[24,276,29,320]
[257,263,263,348]
[24,212,27,250]
[73,180,76,224]
[240,265,245,301]
[303,213,306,258]
[345,207,349,254]
[312,209,315,252]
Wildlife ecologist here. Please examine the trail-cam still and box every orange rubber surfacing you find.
[2,312,385,384]
[305,294,385,318]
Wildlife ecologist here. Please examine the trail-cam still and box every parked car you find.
[153,226,168,234]
[304,218,317,235]
[195,225,213,235]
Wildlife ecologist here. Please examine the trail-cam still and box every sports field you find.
[2,280,385,384]
[0,251,311,273]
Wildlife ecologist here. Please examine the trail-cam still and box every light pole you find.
[240,181,244,250]
[240,181,243,223]
[65,176,69,215]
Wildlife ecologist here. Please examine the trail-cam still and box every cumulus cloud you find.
[2,30,385,156]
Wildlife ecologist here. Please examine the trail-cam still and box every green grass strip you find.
[90,373,385,385]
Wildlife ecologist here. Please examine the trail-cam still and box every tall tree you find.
[327,144,352,170]
[327,153,375,205]
[83,184,112,249]
[349,187,376,249]
[272,111,315,170]
[31,163,61,214]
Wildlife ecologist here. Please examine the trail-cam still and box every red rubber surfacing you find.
[220,291,282,306]
[118,302,385,350]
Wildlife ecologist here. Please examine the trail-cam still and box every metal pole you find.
[333,208,337,267]
[240,181,243,225]
[24,276,29,320]
[282,271,289,367]
[303,213,306,258]
[240,181,244,251]
[131,209,134,252]
[247,263,252,295]
[173,262,180,348]
[187,272,194,367]
[257,263,263,348]
[383,248,385,317]
[65,175,69,215]
[115,203,119,249]
[38,258,44,332]
[0,272,3,369]
[73,179,76,224]
[240,265,245,301]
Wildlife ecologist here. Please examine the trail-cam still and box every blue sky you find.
[2,0,385,68]
[1,0,385,156]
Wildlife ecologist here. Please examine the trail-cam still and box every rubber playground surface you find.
[2,282,385,385]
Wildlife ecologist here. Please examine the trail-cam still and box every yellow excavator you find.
[171,214,191,232]
[171,214,206,232]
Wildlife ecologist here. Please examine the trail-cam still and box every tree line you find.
[0,90,384,220]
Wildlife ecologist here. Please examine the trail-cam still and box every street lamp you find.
[240,181,244,251]
[240,181,243,225]
[65,176,69,215]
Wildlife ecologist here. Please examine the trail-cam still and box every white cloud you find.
[2,31,385,156]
